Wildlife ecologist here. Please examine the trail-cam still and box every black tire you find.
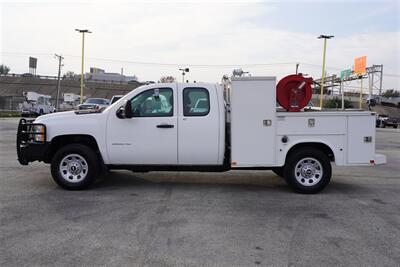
[283,147,332,194]
[271,167,284,177]
[51,144,99,190]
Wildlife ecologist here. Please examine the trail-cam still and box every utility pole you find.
[54,54,64,111]
[317,35,334,109]
[75,29,92,103]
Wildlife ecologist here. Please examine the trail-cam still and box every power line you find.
[0,51,329,69]
[1,51,297,67]
[1,52,52,57]
[1,51,399,77]
[63,54,298,68]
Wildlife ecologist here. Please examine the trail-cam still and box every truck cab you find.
[16,76,386,193]
[106,83,224,166]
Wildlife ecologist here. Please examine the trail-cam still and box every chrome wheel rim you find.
[294,157,323,186]
[59,154,88,183]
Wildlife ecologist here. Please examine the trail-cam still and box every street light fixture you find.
[317,34,334,109]
[179,68,189,83]
[75,29,92,104]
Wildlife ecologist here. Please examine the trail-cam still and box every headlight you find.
[32,125,45,142]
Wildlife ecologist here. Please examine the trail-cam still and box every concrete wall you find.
[0,76,142,101]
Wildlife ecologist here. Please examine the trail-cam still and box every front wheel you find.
[284,148,332,194]
[51,144,99,190]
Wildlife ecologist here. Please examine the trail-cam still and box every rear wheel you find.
[284,148,331,194]
[51,144,99,190]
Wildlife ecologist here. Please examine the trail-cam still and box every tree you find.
[159,76,176,83]
[0,64,10,74]
[64,71,75,79]
[382,89,400,98]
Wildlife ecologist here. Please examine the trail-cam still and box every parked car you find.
[21,73,34,78]
[376,114,398,128]
[376,114,389,128]
[384,118,399,128]
[110,95,124,105]
[77,98,109,111]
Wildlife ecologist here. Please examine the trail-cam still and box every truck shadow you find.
[91,170,363,194]
[92,170,290,192]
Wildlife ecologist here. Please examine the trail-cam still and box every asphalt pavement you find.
[0,118,399,266]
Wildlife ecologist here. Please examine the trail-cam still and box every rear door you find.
[177,85,220,165]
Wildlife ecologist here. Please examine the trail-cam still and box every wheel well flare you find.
[286,142,335,162]
[45,135,100,163]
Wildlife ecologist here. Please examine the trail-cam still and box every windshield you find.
[86,98,108,105]
[103,84,151,112]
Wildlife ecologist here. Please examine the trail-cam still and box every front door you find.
[106,86,177,165]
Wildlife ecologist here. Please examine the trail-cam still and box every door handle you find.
[156,124,174,128]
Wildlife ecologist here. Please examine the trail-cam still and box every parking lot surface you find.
[1,118,399,266]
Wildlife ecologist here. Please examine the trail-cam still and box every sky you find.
[0,0,399,93]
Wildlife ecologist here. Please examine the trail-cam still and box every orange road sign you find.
[354,56,367,75]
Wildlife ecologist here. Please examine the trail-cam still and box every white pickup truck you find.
[17,76,386,193]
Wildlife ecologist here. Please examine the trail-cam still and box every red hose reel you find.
[276,74,313,112]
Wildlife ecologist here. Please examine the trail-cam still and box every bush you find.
[382,89,400,98]
[324,99,353,109]
[0,111,20,117]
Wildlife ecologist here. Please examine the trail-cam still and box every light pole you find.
[317,34,334,109]
[75,29,91,104]
[179,68,189,83]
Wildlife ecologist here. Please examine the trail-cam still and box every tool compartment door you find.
[347,115,376,164]
[230,77,276,167]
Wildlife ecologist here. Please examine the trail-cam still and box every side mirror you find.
[116,100,133,119]
[116,106,125,119]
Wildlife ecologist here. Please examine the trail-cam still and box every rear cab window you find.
[183,87,210,116]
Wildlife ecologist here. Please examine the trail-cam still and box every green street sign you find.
[340,69,352,80]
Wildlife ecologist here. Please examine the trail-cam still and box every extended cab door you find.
[177,84,220,165]
[106,85,178,165]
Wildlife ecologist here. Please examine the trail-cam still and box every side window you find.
[130,88,173,117]
[183,88,210,116]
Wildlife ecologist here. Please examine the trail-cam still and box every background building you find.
[86,67,138,83]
